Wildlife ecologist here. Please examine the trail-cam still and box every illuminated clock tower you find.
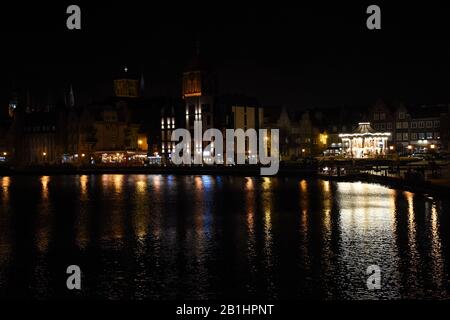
[181,43,216,161]
[114,66,140,98]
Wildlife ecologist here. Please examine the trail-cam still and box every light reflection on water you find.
[0,175,449,299]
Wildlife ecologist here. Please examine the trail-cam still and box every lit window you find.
[403,133,408,141]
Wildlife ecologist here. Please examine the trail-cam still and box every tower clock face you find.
[183,71,202,97]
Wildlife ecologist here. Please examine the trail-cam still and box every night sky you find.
[1,2,449,109]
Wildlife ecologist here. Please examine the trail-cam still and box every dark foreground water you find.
[0,175,449,300]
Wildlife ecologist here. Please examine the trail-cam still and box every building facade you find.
[370,100,450,154]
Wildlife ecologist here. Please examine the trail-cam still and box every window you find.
[411,133,417,140]
[380,123,386,130]
[418,133,425,140]
[398,112,406,120]
[396,122,402,129]
[403,133,409,141]
[374,113,379,121]
[418,121,425,128]
[434,120,440,128]
[387,123,393,130]
[411,122,417,129]
[426,121,433,128]
[374,124,379,130]
[435,132,440,139]
[402,122,409,129]
[380,113,386,120]
[427,132,433,139]
[396,133,402,141]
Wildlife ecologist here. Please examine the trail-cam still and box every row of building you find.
[1,50,449,165]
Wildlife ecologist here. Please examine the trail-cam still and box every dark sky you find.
[1,1,449,109]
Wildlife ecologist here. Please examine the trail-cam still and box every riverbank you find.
[0,164,317,177]
[320,172,450,198]
[2,164,450,196]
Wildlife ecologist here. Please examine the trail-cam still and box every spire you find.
[140,71,145,96]
[69,85,75,107]
[26,89,31,113]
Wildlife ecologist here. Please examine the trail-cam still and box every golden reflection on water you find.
[36,176,52,253]
[299,180,310,272]
[245,178,256,266]
[80,175,88,200]
[319,180,333,297]
[100,175,125,241]
[133,175,150,240]
[404,191,420,286]
[153,175,162,193]
[336,182,402,298]
[0,177,11,258]
[75,175,90,249]
[261,177,275,296]
[41,176,50,200]
[429,201,444,289]
[338,182,397,232]
[1,177,10,203]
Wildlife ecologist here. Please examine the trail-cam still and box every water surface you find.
[0,175,449,299]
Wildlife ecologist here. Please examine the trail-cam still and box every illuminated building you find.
[113,66,140,98]
[181,42,216,163]
[339,122,391,158]
[370,100,449,153]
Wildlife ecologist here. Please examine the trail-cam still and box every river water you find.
[0,175,449,299]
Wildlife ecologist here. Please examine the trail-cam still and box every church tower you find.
[114,66,140,98]
[8,92,18,118]
[181,42,216,161]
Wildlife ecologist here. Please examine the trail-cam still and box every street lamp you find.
[42,152,47,156]
[430,144,436,149]
[389,146,394,151]
[2,152,7,156]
